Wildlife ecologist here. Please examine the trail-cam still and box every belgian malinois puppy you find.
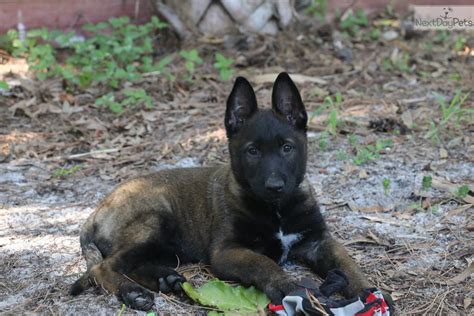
[71,73,388,311]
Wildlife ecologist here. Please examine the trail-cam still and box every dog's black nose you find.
[265,178,284,193]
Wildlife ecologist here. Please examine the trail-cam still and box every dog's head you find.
[225,72,308,203]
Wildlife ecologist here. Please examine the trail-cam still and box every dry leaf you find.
[400,110,413,127]
[359,169,368,179]
[465,297,472,310]
[439,147,448,159]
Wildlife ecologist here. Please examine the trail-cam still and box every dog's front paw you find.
[117,283,154,311]
[158,271,186,294]
[264,277,297,303]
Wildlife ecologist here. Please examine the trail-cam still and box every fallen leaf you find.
[182,279,269,314]
[465,297,472,310]
[439,147,448,159]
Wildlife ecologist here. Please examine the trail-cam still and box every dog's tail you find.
[70,241,104,296]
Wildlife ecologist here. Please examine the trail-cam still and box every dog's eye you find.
[247,146,259,156]
[282,144,293,153]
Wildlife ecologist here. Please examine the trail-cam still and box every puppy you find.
[71,73,389,311]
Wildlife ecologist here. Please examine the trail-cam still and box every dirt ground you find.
[1,11,473,315]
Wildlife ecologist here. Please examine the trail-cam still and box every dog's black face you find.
[225,73,308,203]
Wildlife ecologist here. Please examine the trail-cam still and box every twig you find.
[306,289,329,315]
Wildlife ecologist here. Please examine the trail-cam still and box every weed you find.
[425,90,472,141]
[353,147,378,165]
[0,80,8,90]
[433,30,449,44]
[311,92,343,135]
[3,16,168,88]
[348,134,359,147]
[453,35,466,51]
[456,185,469,199]
[352,139,393,165]
[335,149,348,161]
[213,53,234,81]
[122,88,153,108]
[118,304,126,316]
[449,73,462,81]
[382,178,391,195]
[422,175,432,191]
[95,93,123,114]
[95,88,152,114]
[339,9,369,36]
[317,131,329,150]
[382,53,411,73]
[180,49,203,82]
[368,28,381,41]
[305,0,328,21]
[325,92,342,135]
[423,41,433,52]
[51,165,82,178]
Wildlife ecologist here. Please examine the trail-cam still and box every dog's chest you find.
[275,212,302,264]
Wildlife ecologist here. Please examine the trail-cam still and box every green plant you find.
[368,28,381,41]
[123,88,153,108]
[382,53,411,73]
[305,0,328,21]
[324,92,342,135]
[422,175,432,191]
[456,185,469,199]
[318,131,329,150]
[95,93,123,113]
[0,80,8,90]
[51,165,82,178]
[353,147,378,165]
[4,16,168,87]
[348,134,359,147]
[433,30,449,43]
[95,88,153,114]
[352,139,393,165]
[213,53,234,81]
[449,73,462,81]
[382,178,391,195]
[335,149,348,161]
[425,90,473,141]
[453,35,466,51]
[339,9,369,36]
[180,49,203,81]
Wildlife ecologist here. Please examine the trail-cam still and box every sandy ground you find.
[1,10,473,314]
[1,132,473,314]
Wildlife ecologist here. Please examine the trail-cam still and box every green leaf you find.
[182,280,269,313]
[422,175,432,191]
[0,80,9,90]
[456,185,469,199]
[382,178,391,195]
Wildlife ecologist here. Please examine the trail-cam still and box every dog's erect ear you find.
[272,72,307,131]
[225,77,258,137]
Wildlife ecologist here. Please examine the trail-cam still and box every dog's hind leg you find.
[71,241,186,310]
[127,263,186,294]
[71,249,156,311]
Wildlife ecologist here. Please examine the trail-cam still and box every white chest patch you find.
[275,228,302,264]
